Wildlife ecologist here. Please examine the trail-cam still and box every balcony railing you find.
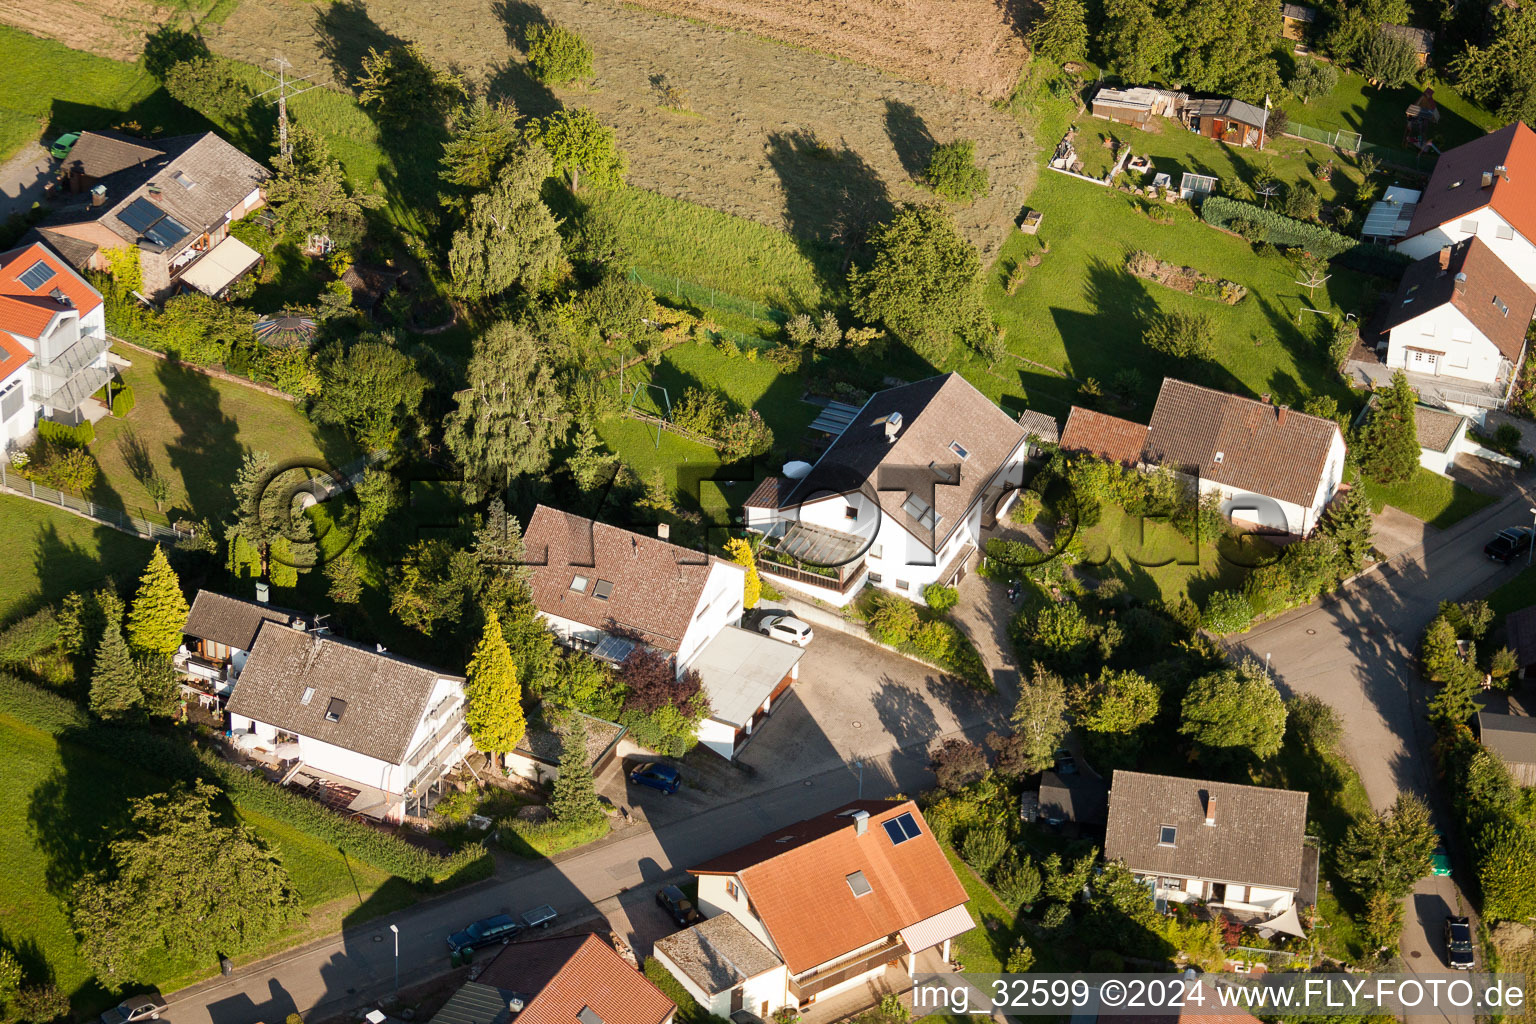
[788,935,909,1001]
[758,556,866,594]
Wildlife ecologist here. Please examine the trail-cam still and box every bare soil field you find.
[202,0,1035,264]
[615,0,1028,101]
[0,0,173,58]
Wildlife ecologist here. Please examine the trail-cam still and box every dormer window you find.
[1159,825,1177,846]
[949,441,970,460]
[570,574,589,593]
[18,261,53,290]
[592,579,614,600]
[325,697,347,723]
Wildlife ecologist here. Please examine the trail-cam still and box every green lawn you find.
[89,347,356,524]
[0,495,152,623]
[1280,69,1500,154]
[977,171,1370,423]
[0,714,400,1009]
[942,843,1017,973]
[1357,468,1495,529]
[1486,564,1536,618]
[0,27,207,164]
[1072,505,1257,607]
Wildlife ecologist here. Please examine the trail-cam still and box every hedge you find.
[1200,196,1353,258]
[642,958,733,1024]
[110,385,136,418]
[0,610,62,667]
[499,814,610,858]
[0,673,491,888]
[36,418,94,447]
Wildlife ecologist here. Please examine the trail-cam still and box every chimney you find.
[255,581,270,604]
[1439,245,1452,272]
[1497,164,1509,181]
[90,184,107,207]
[508,998,525,1015]
[1482,171,1494,188]
[884,411,903,443]
[851,809,869,835]
[1205,794,1218,826]
[1260,393,1271,404]
[657,523,670,540]
[1277,405,1289,426]
[1455,271,1467,294]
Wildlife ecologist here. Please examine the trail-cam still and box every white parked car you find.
[758,614,813,647]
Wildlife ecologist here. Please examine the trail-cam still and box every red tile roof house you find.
[523,504,805,760]
[1395,122,1536,286]
[29,130,269,300]
[742,373,1032,606]
[0,240,113,451]
[1353,236,1536,419]
[429,933,675,1024]
[658,800,973,1014]
[1059,378,1346,536]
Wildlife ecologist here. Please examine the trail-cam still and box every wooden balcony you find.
[758,556,865,594]
[788,935,909,1002]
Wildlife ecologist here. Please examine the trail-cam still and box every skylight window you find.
[591,579,614,600]
[172,170,196,189]
[929,461,955,483]
[1158,825,1177,846]
[949,441,970,460]
[1494,296,1509,316]
[846,870,872,897]
[570,574,589,593]
[324,697,347,723]
[300,686,315,705]
[17,261,53,290]
[901,494,939,530]
[883,812,922,845]
[578,1008,603,1024]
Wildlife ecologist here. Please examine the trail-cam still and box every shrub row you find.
[0,673,490,887]
[36,418,94,447]
[498,814,611,859]
[1200,196,1354,258]
[110,385,136,418]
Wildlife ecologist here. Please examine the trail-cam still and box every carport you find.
[689,626,805,759]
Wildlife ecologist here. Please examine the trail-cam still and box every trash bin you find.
[220,957,233,976]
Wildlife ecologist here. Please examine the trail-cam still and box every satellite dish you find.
[782,461,813,479]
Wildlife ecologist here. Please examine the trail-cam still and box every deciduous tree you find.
[448,143,563,300]
[1098,0,1175,82]
[526,108,627,190]
[465,612,527,754]
[1071,667,1158,734]
[1179,658,1287,761]
[1451,2,1536,126]
[356,43,465,126]
[314,339,429,453]
[1290,57,1340,103]
[1335,793,1438,899]
[1359,28,1419,88]
[127,546,189,658]
[1010,667,1069,773]
[164,57,252,120]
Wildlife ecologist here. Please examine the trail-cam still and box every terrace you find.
[755,519,868,594]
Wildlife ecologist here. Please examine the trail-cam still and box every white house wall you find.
[653,949,790,1019]
[1399,205,1536,285]
[676,560,747,670]
[696,875,781,955]
[0,362,30,450]
[697,716,739,759]
[1386,304,1508,384]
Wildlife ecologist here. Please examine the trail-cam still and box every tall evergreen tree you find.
[1031,0,1090,63]
[90,618,143,721]
[1335,793,1438,899]
[1098,0,1175,83]
[1429,661,1483,726]
[1355,371,1419,483]
[1319,484,1374,575]
[444,321,570,501]
[127,546,189,658]
[568,424,616,492]
[724,537,762,609]
[465,612,527,754]
[441,97,522,196]
[448,143,563,301]
[550,714,604,823]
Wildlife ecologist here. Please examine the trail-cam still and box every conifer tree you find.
[550,714,603,823]
[127,545,189,657]
[1355,371,1419,483]
[465,612,527,754]
[90,619,143,720]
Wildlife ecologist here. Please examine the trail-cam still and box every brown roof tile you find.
[183,590,310,651]
[477,934,675,1024]
[60,130,164,180]
[775,374,1027,553]
[690,799,969,974]
[524,505,738,652]
[1378,237,1536,362]
[1017,408,1061,444]
[1142,379,1340,507]
[227,624,459,764]
[1405,122,1536,244]
[1104,771,1309,891]
[1059,406,1148,465]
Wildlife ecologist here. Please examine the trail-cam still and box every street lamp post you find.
[1265,652,1272,677]
[852,760,864,799]
[389,924,399,997]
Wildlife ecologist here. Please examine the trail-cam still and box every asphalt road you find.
[1233,479,1535,1016]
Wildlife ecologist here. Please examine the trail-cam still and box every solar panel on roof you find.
[17,261,54,290]
[883,812,921,844]
[118,197,164,234]
[144,213,190,247]
[591,635,636,663]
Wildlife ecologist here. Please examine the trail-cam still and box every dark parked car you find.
[446,914,523,954]
[657,884,704,927]
[1484,527,1534,564]
[1444,915,1474,970]
[630,762,681,793]
[1053,748,1078,776]
[100,993,166,1024]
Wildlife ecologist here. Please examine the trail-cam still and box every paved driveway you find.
[0,143,52,223]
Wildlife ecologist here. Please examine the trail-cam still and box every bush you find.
[929,737,988,792]
[110,385,136,417]
[525,24,593,85]
[36,418,94,447]
[992,852,1043,910]
[643,958,733,1024]
[867,595,921,645]
[1201,590,1254,634]
[1009,490,1044,525]
[961,824,1009,875]
[1200,195,1353,258]
[0,609,62,667]
[923,583,959,612]
[925,139,989,202]
[501,812,610,858]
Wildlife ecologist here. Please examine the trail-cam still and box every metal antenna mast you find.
[255,56,321,160]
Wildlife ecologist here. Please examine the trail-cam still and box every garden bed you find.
[1125,251,1247,304]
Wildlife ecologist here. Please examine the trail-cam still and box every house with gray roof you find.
[743,373,1033,606]
[1476,712,1536,785]
[178,589,312,695]
[226,623,471,821]
[1186,97,1269,148]
[1104,771,1317,922]
[31,130,268,299]
[653,913,786,1019]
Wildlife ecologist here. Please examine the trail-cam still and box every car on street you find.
[758,614,813,646]
[656,884,704,927]
[629,761,681,794]
[1484,527,1534,564]
[1444,915,1475,970]
[446,913,523,954]
[1430,841,1452,877]
[100,993,165,1024]
[50,132,80,160]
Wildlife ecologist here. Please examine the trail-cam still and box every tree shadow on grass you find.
[883,99,934,182]
[486,0,560,117]
[156,358,244,523]
[765,130,892,286]
[27,521,149,624]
